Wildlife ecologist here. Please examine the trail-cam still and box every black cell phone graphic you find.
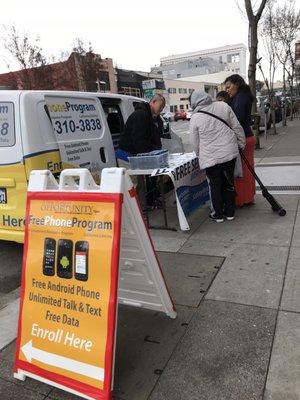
[74,241,89,281]
[57,239,73,279]
[43,238,56,276]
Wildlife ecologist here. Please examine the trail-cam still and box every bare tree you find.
[273,0,300,123]
[242,0,269,111]
[286,44,298,120]
[2,25,51,89]
[259,0,280,134]
[56,38,104,91]
[72,38,93,55]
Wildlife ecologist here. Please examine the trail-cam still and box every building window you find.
[227,53,240,63]
[119,87,141,97]
[177,74,181,78]
[186,104,189,110]
[170,105,174,112]
[178,88,187,94]
[174,105,178,112]
[180,104,184,110]
[168,88,176,94]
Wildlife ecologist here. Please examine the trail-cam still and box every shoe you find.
[225,215,235,221]
[209,213,224,223]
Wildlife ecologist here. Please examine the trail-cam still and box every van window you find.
[39,103,58,145]
[0,102,15,147]
[99,98,124,150]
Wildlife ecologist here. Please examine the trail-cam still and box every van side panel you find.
[0,162,26,242]
[24,149,62,178]
[0,94,27,243]
[21,95,62,179]
[0,91,144,243]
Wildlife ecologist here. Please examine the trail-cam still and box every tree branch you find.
[256,0,268,21]
[244,0,254,21]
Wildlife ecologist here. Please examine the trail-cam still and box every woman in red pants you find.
[225,74,256,206]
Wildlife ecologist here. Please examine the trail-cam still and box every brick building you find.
[0,52,118,93]
[115,68,165,98]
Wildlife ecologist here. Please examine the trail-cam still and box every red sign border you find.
[14,190,123,400]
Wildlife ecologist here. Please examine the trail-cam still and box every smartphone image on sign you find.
[57,239,73,279]
[75,241,89,281]
[43,238,56,276]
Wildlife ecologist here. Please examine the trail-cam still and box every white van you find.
[0,90,182,243]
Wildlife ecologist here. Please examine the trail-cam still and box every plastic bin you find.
[128,150,169,170]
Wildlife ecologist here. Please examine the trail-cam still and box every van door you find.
[99,97,125,151]
[44,94,116,183]
[20,92,61,180]
[0,95,27,243]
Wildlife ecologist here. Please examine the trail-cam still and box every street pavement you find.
[0,117,299,399]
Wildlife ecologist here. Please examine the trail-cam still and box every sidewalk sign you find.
[151,153,209,230]
[14,168,176,400]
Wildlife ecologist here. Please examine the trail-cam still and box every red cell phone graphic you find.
[57,239,73,279]
[43,238,56,276]
[74,241,89,281]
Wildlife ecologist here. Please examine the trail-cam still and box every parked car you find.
[161,111,174,122]
[160,115,170,133]
[185,110,193,120]
[174,111,187,121]
[273,95,283,123]
[257,96,271,130]
[281,96,292,117]
[257,95,283,131]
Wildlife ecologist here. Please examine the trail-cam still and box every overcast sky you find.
[1,0,299,80]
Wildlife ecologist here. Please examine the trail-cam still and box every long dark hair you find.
[224,74,254,101]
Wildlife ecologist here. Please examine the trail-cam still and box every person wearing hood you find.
[189,90,246,222]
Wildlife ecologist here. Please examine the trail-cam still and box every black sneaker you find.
[209,213,224,223]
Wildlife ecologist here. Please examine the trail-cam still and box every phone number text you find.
[54,118,102,134]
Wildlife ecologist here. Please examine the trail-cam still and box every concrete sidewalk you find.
[0,118,299,400]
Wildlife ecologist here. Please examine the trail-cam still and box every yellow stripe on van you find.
[0,150,75,243]
[0,162,27,243]
[24,149,62,177]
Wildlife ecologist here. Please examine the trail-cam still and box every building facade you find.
[115,68,165,98]
[164,80,219,112]
[153,44,247,83]
[0,52,118,93]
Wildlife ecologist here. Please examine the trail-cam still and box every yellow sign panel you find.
[15,192,123,399]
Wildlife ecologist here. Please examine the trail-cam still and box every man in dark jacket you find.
[116,94,165,206]
[118,94,166,157]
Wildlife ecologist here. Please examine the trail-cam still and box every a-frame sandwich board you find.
[14,168,176,400]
